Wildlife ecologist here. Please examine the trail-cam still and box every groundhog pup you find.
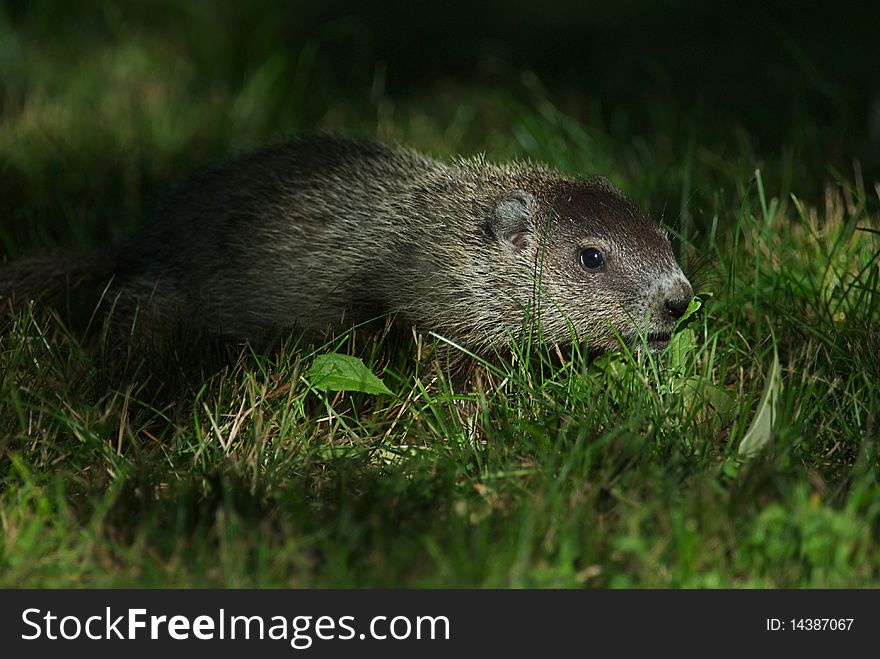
[2,135,693,356]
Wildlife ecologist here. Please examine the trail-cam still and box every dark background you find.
[1,0,879,251]
[4,0,878,154]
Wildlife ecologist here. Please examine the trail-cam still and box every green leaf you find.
[680,376,738,425]
[738,342,781,458]
[674,293,708,330]
[306,354,394,396]
[667,327,696,373]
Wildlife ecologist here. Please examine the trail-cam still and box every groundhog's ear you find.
[488,191,537,252]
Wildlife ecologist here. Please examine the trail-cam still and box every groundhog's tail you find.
[0,249,124,314]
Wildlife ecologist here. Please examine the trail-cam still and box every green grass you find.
[2,2,879,587]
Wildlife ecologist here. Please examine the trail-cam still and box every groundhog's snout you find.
[662,278,694,322]
[665,297,690,320]
[656,276,694,326]
[625,274,693,352]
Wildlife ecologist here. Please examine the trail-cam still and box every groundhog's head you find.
[487,178,693,352]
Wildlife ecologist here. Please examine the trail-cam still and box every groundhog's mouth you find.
[630,331,672,353]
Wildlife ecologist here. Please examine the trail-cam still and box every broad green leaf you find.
[667,327,696,373]
[738,343,781,458]
[679,376,738,426]
[306,354,394,396]
[674,293,708,330]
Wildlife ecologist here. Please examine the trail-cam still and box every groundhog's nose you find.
[663,279,694,321]
[665,297,690,320]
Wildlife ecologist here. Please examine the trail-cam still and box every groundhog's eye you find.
[579,247,605,271]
